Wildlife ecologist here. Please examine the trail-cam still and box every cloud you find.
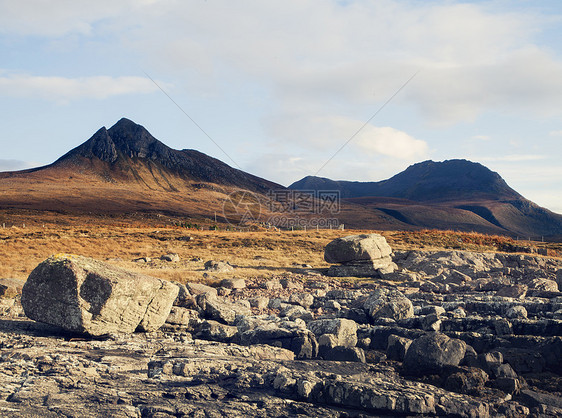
[0,73,161,102]
[266,113,428,159]
[472,135,491,141]
[480,154,547,162]
[549,130,562,136]
[0,0,160,37]
[0,159,36,172]
[4,1,562,124]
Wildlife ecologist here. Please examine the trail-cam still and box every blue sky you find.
[1,0,562,213]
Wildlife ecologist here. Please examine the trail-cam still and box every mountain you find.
[0,118,282,219]
[290,160,521,201]
[290,160,562,239]
[41,117,280,194]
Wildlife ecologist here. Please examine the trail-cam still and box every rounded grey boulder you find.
[324,233,392,264]
[22,254,179,336]
[402,332,467,376]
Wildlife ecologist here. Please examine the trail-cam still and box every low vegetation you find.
[0,214,559,282]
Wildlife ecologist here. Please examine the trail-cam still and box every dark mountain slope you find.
[290,160,562,238]
[46,118,282,194]
[0,118,285,220]
[290,160,521,202]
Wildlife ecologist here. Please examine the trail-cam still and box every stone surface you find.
[326,258,397,277]
[4,247,562,416]
[21,254,178,335]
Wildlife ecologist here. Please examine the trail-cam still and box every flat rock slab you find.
[21,254,178,336]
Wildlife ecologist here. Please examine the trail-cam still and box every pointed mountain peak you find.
[106,118,162,157]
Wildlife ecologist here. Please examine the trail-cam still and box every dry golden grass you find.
[0,221,558,283]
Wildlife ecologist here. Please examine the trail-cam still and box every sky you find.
[1,0,562,213]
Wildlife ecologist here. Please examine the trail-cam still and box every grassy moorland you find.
[0,212,559,283]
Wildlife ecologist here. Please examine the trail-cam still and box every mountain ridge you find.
[290,160,562,238]
[290,159,522,202]
[29,118,283,194]
[1,118,561,238]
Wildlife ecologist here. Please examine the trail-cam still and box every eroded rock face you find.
[21,254,178,336]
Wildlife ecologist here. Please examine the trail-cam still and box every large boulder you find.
[402,333,467,376]
[325,234,396,277]
[324,233,392,264]
[21,254,179,336]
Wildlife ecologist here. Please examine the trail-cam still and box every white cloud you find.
[265,113,427,159]
[351,124,428,160]
[0,0,161,37]
[3,1,562,124]
[549,130,562,136]
[472,135,491,141]
[0,73,161,102]
[480,154,547,162]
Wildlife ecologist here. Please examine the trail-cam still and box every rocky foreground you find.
[1,235,562,417]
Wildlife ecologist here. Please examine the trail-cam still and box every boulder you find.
[194,319,239,342]
[204,260,233,272]
[324,233,392,264]
[526,278,558,292]
[386,334,412,361]
[240,326,318,359]
[166,306,200,327]
[186,282,217,298]
[205,298,251,325]
[219,278,246,290]
[402,333,467,376]
[364,288,414,321]
[161,253,180,262]
[556,269,562,291]
[289,293,314,309]
[495,284,527,298]
[21,254,178,336]
[321,346,366,363]
[307,318,358,347]
[505,305,528,319]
